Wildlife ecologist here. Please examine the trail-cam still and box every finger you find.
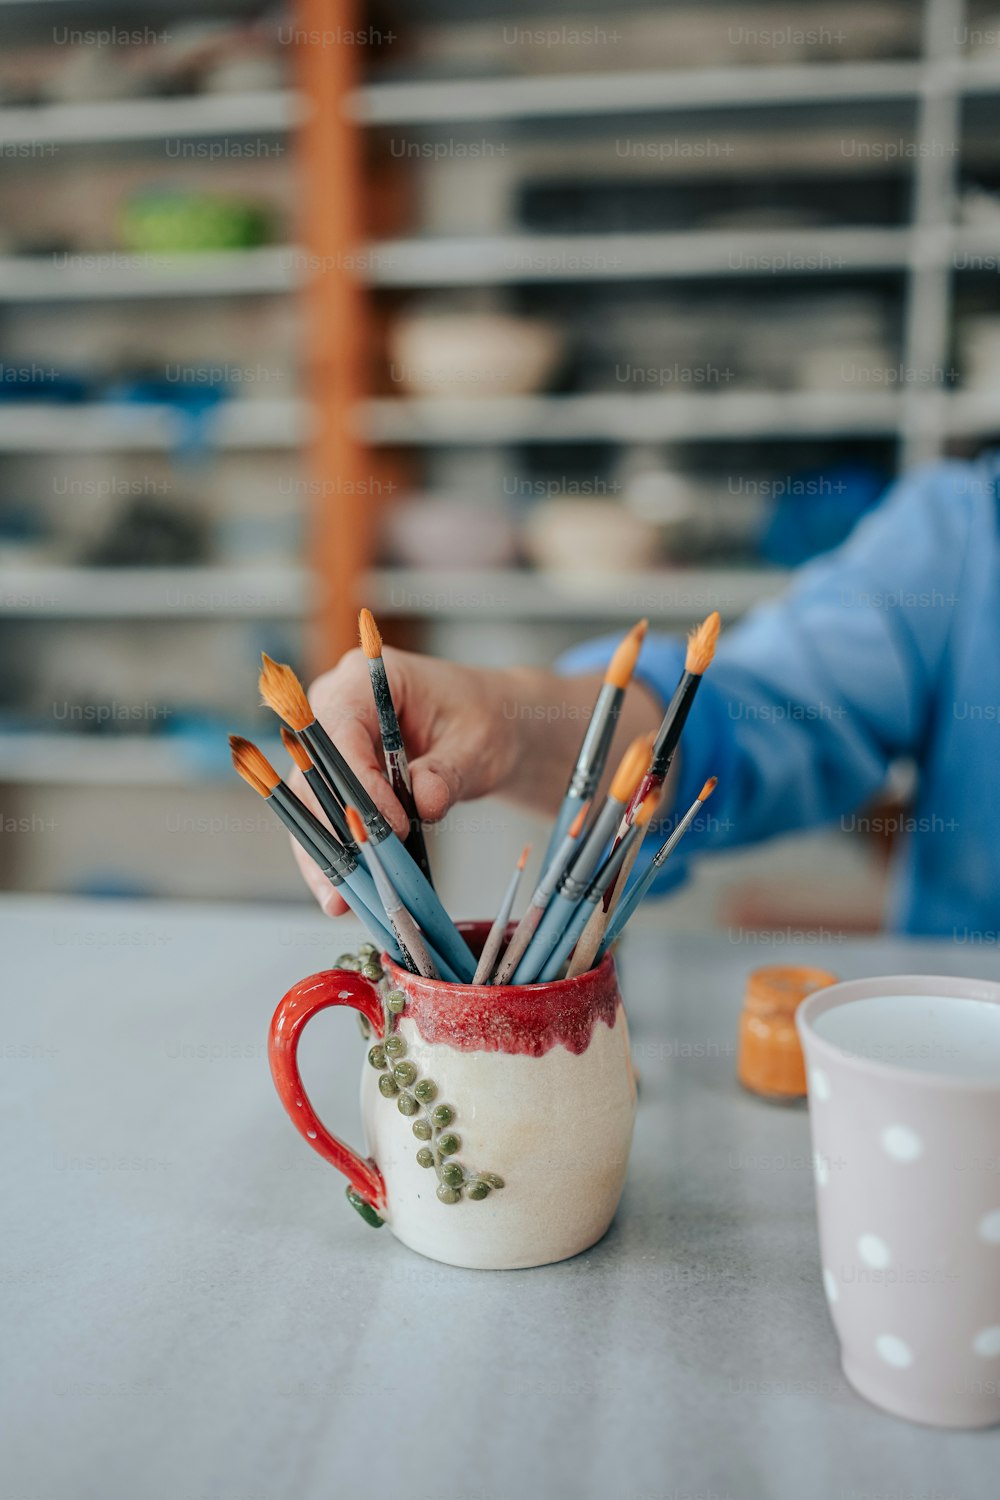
[288,831,349,916]
[408,721,479,824]
[407,707,509,823]
[308,659,409,838]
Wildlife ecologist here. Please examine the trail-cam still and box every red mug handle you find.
[268,968,388,1226]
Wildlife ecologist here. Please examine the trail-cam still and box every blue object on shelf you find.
[104,375,228,467]
[0,369,90,402]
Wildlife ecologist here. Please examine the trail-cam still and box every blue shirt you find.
[561,453,1000,937]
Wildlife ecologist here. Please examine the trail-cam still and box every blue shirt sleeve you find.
[558,460,977,899]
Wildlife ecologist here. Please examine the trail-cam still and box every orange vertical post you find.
[293,0,375,674]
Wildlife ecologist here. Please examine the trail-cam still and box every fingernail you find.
[320,891,342,918]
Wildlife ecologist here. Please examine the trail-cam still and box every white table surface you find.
[3,894,999,1500]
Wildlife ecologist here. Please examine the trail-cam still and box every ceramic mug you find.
[268,921,638,1270]
[797,974,1000,1428]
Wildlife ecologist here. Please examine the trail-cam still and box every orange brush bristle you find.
[684,611,721,676]
[568,801,590,839]
[358,608,383,661]
[634,787,660,826]
[609,731,655,803]
[517,843,531,870]
[699,776,718,802]
[604,618,648,690]
[258,653,313,731]
[345,806,368,845]
[280,725,313,774]
[229,735,280,795]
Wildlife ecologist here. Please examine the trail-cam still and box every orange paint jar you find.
[738,964,839,1102]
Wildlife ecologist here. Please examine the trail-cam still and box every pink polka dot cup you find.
[797,974,1000,1428]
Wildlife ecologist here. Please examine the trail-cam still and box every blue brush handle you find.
[596,864,655,961]
[339,868,406,963]
[342,862,383,922]
[334,879,405,963]
[422,941,462,984]
[537,899,594,984]
[510,889,581,986]
[538,793,585,877]
[377,831,476,980]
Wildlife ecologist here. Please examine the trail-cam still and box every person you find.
[292,452,1000,937]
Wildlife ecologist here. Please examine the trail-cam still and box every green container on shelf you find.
[119,190,271,254]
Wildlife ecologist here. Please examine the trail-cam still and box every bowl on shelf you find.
[522,499,660,575]
[387,312,564,398]
[381,497,519,570]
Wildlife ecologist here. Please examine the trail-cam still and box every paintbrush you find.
[346,808,443,980]
[491,802,589,985]
[598,610,720,920]
[538,618,647,874]
[625,611,720,828]
[594,777,717,965]
[523,795,658,985]
[230,735,388,936]
[230,737,402,961]
[472,843,530,986]
[258,654,476,981]
[508,734,652,984]
[359,608,434,885]
[280,725,355,850]
[565,731,654,889]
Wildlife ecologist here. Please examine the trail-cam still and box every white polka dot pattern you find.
[809,1066,831,1101]
[857,1233,891,1269]
[880,1124,923,1162]
[876,1334,913,1369]
[973,1327,1000,1359]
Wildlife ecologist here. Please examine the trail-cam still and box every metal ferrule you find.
[537,824,583,904]
[567,683,621,799]
[584,823,638,903]
[304,764,353,848]
[267,795,342,881]
[652,801,701,868]
[304,721,390,841]
[368,659,404,753]
[272,782,347,872]
[557,872,588,904]
[564,796,620,888]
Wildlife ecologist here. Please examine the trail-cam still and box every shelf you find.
[0,223,991,302]
[359,390,905,445]
[0,89,302,146]
[0,248,299,301]
[937,391,1000,436]
[0,732,282,787]
[0,567,309,618]
[366,227,913,286]
[351,61,927,125]
[363,567,787,622]
[0,400,307,451]
[353,59,1000,126]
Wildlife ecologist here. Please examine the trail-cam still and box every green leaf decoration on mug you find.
[344,945,506,1209]
[345,1184,384,1229]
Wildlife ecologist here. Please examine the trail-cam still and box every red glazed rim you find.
[380,920,622,1059]
[381,918,617,1000]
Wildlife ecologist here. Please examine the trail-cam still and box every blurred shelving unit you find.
[306,0,999,637]
[362,565,788,622]
[0,0,322,898]
[0,566,310,617]
[1,0,998,905]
